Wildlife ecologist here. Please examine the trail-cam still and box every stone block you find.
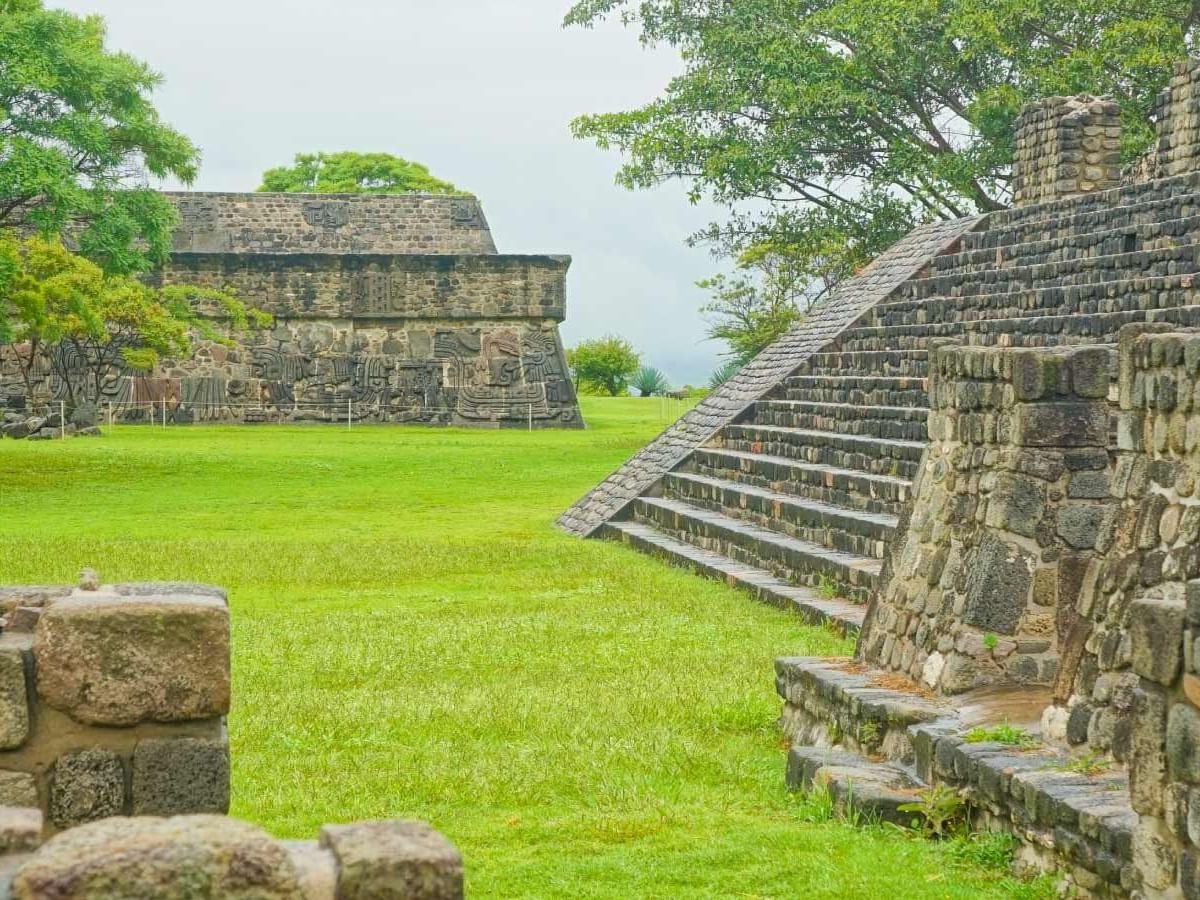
[984,473,1045,538]
[131,736,230,816]
[0,807,41,855]
[320,820,464,900]
[961,533,1034,635]
[1131,683,1170,817]
[1134,818,1178,891]
[1130,593,1187,685]
[0,645,29,750]
[1171,702,1200,785]
[1013,401,1108,447]
[50,749,125,829]
[34,592,230,726]
[0,771,38,808]
[10,815,304,899]
[1056,505,1106,550]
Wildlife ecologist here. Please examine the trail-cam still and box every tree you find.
[567,335,641,396]
[699,240,830,363]
[632,366,671,396]
[0,0,198,282]
[565,0,1194,299]
[258,152,464,195]
[1,237,270,406]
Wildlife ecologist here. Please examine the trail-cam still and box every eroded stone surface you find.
[132,737,230,816]
[320,820,464,900]
[34,593,230,726]
[50,750,125,829]
[11,815,305,900]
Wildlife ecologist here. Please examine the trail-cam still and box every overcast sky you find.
[52,0,726,386]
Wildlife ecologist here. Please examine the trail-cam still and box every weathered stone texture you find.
[320,820,465,900]
[166,192,497,256]
[49,750,125,829]
[11,815,306,900]
[34,592,230,727]
[1013,96,1122,206]
[131,737,231,816]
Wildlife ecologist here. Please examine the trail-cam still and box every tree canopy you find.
[258,152,465,195]
[0,0,198,275]
[565,0,1198,326]
[567,335,642,396]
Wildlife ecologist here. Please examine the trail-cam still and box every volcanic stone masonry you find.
[560,55,1200,897]
[0,575,464,899]
[0,192,583,430]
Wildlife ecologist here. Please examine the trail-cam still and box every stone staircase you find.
[600,173,1200,639]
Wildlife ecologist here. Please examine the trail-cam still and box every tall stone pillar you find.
[1013,96,1123,207]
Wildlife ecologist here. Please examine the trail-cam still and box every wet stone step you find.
[723,423,925,464]
[633,496,881,602]
[746,402,928,441]
[777,377,928,409]
[663,471,897,560]
[691,448,912,518]
[601,519,865,637]
[791,350,929,379]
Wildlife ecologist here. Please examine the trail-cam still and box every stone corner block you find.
[11,815,303,899]
[320,820,464,900]
[131,736,230,816]
[1130,594,1187,686]
[33,593,230,726]
[0,646,29,751]
[50,749,125,829]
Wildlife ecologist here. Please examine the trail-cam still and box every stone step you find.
[663,471,897,560]
[633,496,881,602]
[776,376,928,409]
[967,172,1200,242]
[748,400,928,442]
[691,447,912,518]
[936,217,1200,275]
[601,520,865,636]
[914,257,1200,302]
[790,349,929,379]
[786,745,923,827]
[720,423,925,472]
[873,272,1200,326]
[841,305,1200,354]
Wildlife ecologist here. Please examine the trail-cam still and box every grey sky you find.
[53,0,726,386]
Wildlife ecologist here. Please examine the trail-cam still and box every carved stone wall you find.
[1013,96,1123,207]
[0,194,584,429]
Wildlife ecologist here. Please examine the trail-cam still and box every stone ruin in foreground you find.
[0,578,463,899]
[561,58,1200,898]
[1,192,583,430]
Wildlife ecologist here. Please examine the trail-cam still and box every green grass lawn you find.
[0,398,1048,898]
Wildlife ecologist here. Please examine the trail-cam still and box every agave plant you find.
[632,366,671,397]
[708,360,742,389]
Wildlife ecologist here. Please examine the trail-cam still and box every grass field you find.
[0,398,1049,898]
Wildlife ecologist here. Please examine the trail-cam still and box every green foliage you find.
[567,335,641,396]
[0,0,198,276]
[818,574,840,600]
[964,723,1038,748]
[1051,751,1114,776]
[708,359,742,389]
[899,784,968,839]
[983,633,999,651]
[942,831,1018,872]
[857,720,881,750]
[699,242,810,363]
[0,236,269,405]
[566,0,1195,305]
[631,366,671,397]
[259,152,464,195]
